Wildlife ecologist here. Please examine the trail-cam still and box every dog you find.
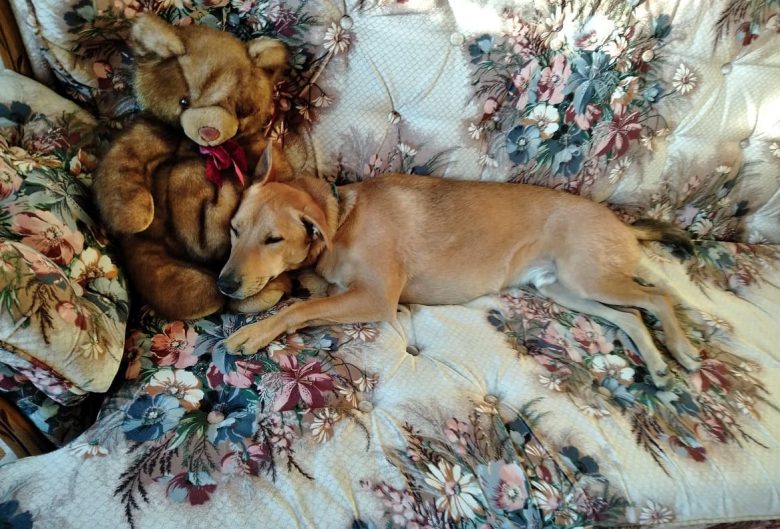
[220,146,702,388]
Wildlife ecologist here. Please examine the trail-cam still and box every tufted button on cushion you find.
[405,345,420,356]
[483,394,499,405]
[357,400,374,413]
[449,32,465,46]
[740,138,750,149]
[387,111,401,124]
[339,15,353,30]
[721,62,732,75]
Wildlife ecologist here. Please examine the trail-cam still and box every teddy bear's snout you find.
[198,126,221,142]
[181,106,239,147]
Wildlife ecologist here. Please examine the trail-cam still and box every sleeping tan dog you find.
[220,147,701,387]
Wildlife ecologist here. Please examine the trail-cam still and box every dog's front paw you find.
[224,321,280,355]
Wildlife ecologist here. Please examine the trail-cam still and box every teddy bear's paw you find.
[113,190,155,234]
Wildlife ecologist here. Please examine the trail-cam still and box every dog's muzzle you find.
[217,274,242,298]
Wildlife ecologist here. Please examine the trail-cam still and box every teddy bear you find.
[93,13,292,320]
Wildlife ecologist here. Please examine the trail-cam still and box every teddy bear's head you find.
[130,14,288,147]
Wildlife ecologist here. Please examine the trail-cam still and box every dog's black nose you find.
[217,274,240,296]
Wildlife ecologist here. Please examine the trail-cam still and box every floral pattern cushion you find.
[0,70,128,406]
[1,241,779,528]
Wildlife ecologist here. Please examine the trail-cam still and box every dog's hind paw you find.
[679,351,703,372]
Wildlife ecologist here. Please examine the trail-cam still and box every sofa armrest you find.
[0,0,32,76]
[0,394,53,464]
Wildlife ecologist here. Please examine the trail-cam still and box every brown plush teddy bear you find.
[93,14,292,320]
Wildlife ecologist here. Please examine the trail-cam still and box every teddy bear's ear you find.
[254,142,275,184]
[246,38,289,83]
[131,13,185,60]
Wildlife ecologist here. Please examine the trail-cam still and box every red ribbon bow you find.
[199,139,247,188]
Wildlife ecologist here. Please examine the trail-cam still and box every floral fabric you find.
[2,240,779,528]
[1,0,780,528]
[0,71,128,409]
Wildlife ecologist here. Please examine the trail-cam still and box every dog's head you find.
[131,14,288,146]
[217,147,332,300]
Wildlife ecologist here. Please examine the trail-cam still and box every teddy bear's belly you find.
[148,157,239,267]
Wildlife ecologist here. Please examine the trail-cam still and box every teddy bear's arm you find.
[93,118,179,234]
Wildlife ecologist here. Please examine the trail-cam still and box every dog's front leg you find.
[224,285,396,355]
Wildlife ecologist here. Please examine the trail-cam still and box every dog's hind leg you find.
[572,277,702,373]
[538,282,672,388]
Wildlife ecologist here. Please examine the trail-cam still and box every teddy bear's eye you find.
[179,97,190,109]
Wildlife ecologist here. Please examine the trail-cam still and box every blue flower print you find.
[122,394,185,442]
[564,51,618,114]
[205,388,258,445]
[506,125,541,165]
[549,127,586,176]
[0,501,33,529]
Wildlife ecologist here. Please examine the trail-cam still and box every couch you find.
[1,1,779,528]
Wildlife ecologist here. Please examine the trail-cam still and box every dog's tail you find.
[630,218,694,259]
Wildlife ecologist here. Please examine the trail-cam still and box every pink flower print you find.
[221,443,270,477]
[538,55,570,105]
[483,97,499,115]
[165,472,216,506]
[18,365,70,396]
[594,110,642,158]
[17,244,61,281]
[150,321,198,368]
[266,333,305,361]
[340,322,379,342]
[224,360,264,389]
[512,59,539,111]
[564,103,602,131]
[691,358,730,393]
[571,316,614,354]
[206,363,223,389]
[0,157,22,199]
[493,463,528,511]
[12,210,84,266]
[540,323,582,363]
[273,356,334,411]
[363,154,383,179]
[56,301,88,330]
[444,417,472,455]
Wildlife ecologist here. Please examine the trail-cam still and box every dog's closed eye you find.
[265,235,284,245]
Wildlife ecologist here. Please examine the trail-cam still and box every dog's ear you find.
[246,37,288,84]
[131,13,185,60]
[253,142,275,184]
[301,203,332,250]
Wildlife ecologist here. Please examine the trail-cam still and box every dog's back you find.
[328,174,638,304]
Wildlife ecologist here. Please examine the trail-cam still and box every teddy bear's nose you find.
[198,126,221,142]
